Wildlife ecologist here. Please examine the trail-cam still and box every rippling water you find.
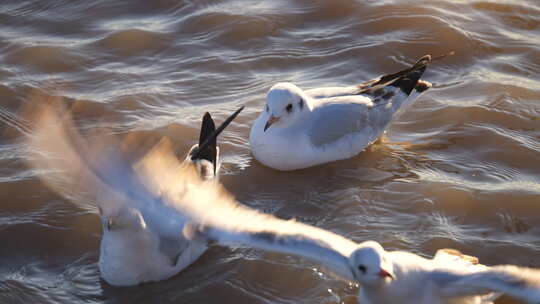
[1,0,539,303]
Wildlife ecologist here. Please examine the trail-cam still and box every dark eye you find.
[265,105,269,112]
[358,265,367,274]
[285,104,293,113]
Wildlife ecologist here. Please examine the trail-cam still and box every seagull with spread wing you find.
[24,102,540,303]
[24,101,243,286]
[191,214,540,304]
[250,53,453,170]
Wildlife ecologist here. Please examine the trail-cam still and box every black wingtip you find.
[414,54,432,66]
[191,106,244,162]
[390,51,454,95]
[390,64,428,95]
[199,112,216,148]
[192,112,217,165]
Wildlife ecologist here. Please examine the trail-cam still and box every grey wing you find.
[307,101,374,147]
[433,266,540,303]
[188,205,359,281]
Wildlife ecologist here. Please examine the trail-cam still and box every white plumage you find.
[250,54,442,171]
[197,221,540,304]
[24,102,242,286]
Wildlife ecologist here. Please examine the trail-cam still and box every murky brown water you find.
[1,0,540,303]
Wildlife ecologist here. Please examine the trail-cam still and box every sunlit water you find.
[1,0,539,303]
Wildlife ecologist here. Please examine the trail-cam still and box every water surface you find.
[1,0,539,303]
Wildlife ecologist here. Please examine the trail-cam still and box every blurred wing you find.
[210,216,358,281]
[184,200,359,280]
[24,103,120,214]
[133,133,360,281]
[24,103,188,237]
[434,265,540,303]
[433,248,485,271]
[25,102,359,281]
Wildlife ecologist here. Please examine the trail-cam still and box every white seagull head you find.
[263,82,309,132]
[349,241,395,286]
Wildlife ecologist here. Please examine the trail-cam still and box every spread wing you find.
[186,202,359,281]
[432,265,540,303]
[23,101,191,240]
[24,101,359,281]
[23,101,126,215]
[120,120,361,282]
[136,134,361,282]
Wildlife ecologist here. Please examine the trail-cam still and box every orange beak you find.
[264,115,279,132]
[378,268,394,279]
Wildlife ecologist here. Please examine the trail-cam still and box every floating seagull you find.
[24,102,243,286]
[250,53,453,170]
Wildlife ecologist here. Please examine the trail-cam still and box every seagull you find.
[23,102,540,303]
[193,222,540,304]
[249,53,453,171]
[24,101,243,286]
